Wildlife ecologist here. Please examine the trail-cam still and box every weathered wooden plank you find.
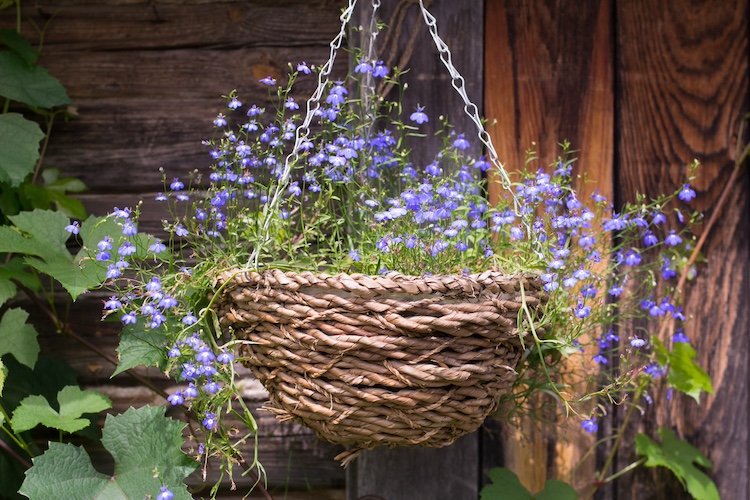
[11,1,343,51]
[615,1,749,499]
[483,0,614,494]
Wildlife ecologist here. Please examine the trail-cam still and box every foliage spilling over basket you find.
[217,269,544,453]
[70,3,710,494]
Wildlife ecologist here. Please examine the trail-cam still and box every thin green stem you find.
[595,382,646,485]
[0,402,33,457]
[31,113,56,184]
[601,457,647,485]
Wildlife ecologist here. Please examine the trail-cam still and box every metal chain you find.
[250,0,358,268]
[416,0,521,215]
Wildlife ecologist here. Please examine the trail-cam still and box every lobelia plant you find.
[44,6,720,499]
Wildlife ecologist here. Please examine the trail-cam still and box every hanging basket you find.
[215,269,546,457]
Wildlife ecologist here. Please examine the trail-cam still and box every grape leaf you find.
[11,386,112,434]
[0,29,40,66]
[480,467,578,500]
[19,406,197,499]
[0,308,39,369]
[666,342,712,403]
[113,319,169,377]
[0,51,71,108]
[636,428,719,500]
[0,113,45,188]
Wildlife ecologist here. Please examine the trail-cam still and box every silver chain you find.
[416,1,522,216]
[250,0,359,268]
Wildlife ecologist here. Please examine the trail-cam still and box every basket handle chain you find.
[416,1,532,239]
[250,0,360,269]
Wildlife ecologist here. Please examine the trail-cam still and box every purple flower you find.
[217,351,234,364]
[184,383,199,399]
[372,60,389,78]
[630,336,646,348]
[121,221,137,237]
[296,61,311,74]
[106,265,121,280]
[259,76,276,86]
[202,412,219,431]
[452,134,470,150]
[348,250,361,262]
[409,105,429,124]
[593,354,608,364]
[673,330,690,343]
[157,486,175,500]
[170,178,184,191]
[149,239,167,253]
[121,312,137,325]
[205,379,221,394]
[96,251,111,261]
[182,313,198,325]
[174,225,189,237]
[104,296,122,310]
[581,418,598,433]
[167,391,184,406]
[64,221,80,234]
[168,346,181,358]
[285,97,299,110]
[228,96,242,109]
[643,231,658,246]
[213,114,227,127]
[679,183,696,202]
[664,230,682,246]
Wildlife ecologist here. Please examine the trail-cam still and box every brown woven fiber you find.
[216,269,545,459]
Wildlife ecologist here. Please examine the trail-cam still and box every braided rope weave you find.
[216,269,544,460]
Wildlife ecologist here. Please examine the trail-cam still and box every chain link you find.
[416,1,520,211]
[251,0,359,268]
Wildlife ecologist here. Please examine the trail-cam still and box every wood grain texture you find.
[484,0,614,493]
[615,1,749,499]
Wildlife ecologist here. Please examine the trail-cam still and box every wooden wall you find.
[2,0,748,499]
[485,1,749,499]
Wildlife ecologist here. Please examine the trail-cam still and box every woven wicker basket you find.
[216,269,544,459]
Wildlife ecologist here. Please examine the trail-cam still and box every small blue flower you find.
[296,61,311,74]
[157,486,175,500]
[168,346,181,358]
[664,230,682,246]
[228,96,242,109]
[285,97,299,110]
[155,192,167,202]
[121,312,137,325]
[118,241,136,256]
[202,412,219,431]
[106,265,121,280]
[372,60,389,78]
[184,383,199,399]
[205,379,221,394]
[182,313,198,325]
[149,239,167,253]
[258,76,276,86]
[174,225,189,237]
[452,134,470,150]
[217,351,234,364]
[673,330,690,343]
[581,417,598,433]
[196,348,215,364]
[354,59,372,74]
[170,178,184,191]
[122,221,137,237]
[678,183,696,202]
[630,336,646,348]
[64,221,80,234]
[167,391,184,406]
[409,105,429,124]
[348,250,361,262]
[213,114,227,127]
[96,251,111,262]
[643,231,658,246]
[593,354,608,364]
[159,296,178,309]
[104,296,122,310]
[653,212,666,225]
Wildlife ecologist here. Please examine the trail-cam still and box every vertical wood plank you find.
[615,1,749,498]
[483,0,614,493]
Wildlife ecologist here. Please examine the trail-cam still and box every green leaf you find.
[11,386,111,434]
[667,342,713,403]
[113,319,168,377]
[636,428,719,500]
[480,468,578,500]
[0,29,39,66]
[0,308,39,368]
[0,210,111,299]
[19,406,197,499]
[481,467,533,500]
[0,51,71,108]
[0,359,6,396]
[535,479,578,500]
[0,256,43,297]
[0,113,45,188]
[0,355,78,414]
[0,277,15,308]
